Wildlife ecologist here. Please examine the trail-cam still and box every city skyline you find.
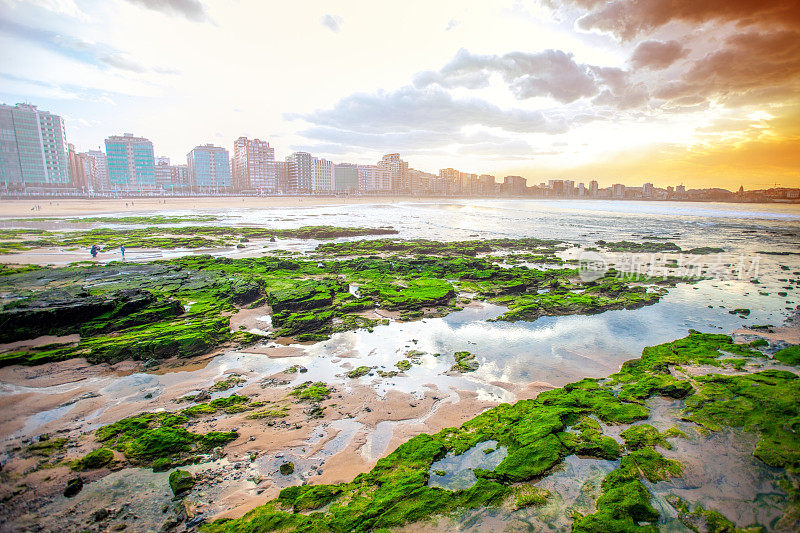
[2,101,800,201]
[1,1,798,190]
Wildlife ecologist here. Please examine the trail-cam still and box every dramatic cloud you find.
[685,30,800,90]
[415,49,597,103]
[320,14,343,33]
[415,49,653,110]
[121,0,207,22]
[629,40,689,70]
[293,85,569,136]
[567,0,800,40]
[652,30,800,105]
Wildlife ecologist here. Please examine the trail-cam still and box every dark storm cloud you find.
[653,30,800,104]
[565,0,800,39]
[629,40,689,70]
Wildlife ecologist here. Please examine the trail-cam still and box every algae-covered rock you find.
[169,469,195,495]
[347,366,372,378]
[279,462,295,475]
[451,351,479,373]
[0,288,156,343]
[774,345,800,366]
[72,447,114,470]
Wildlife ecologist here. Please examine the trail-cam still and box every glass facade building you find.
[0,103,70,190]
[187,144,231,191]
[104,134,156,190]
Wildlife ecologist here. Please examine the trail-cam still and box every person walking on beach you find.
[120,244,126,260]
[90,245,98,258]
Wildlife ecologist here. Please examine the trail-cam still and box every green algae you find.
[26,436,67,457]
[314,237,565,258]
[667,495,761,533]
[169,469,195,495]
[450,351,479,373]
[774,345,800,365]
[595,240,682,253]
[246,405,289,420]
[201,333,800,533]
[558,417,620,460]
[8,215,219,225]
[290,382,331,402]
[513,485,550,509]
[95,411,237,469]
[1,225,399,252]
[346,366,372,379]
[1,238,680,366]
[620,424,671,450]
[181,395,252,417]
[71,448,114,471]
[278,485,343,512]
[211,375,247,391]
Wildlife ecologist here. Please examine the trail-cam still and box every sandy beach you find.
[0,196,440,217]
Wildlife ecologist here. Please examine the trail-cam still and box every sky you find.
[0,0,798,190]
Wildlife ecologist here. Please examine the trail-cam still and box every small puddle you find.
[427,440,507,491]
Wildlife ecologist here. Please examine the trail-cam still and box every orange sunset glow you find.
[0,0,799,189]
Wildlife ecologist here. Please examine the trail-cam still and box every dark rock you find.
[63,476,83,497]
[0,288,157,343]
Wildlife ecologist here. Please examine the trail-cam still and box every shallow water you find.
[428,440,508,491]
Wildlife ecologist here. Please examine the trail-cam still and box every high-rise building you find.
[286,152,314,191]
[589,180,598,197]
[564,180,575,196]
[334,163,359,192]
[612,183,626,198]
[313,157,333,191]
[357,165,392,192]
[67,143,88,190]
[0,103,70,191]
[378,153,408,191]
[643,182,654,198]
[232,137,276,191]
[439,168,461,195]
[407,169,439,195]
[477,175,496,196]
[503,175,527,195]
[187,144,231,191]
[154,156,172,190]
[272,161,289,192]
[169,165,189,191]
[87,149,109,191]
[548,180,564,196]
[105,133,156,191]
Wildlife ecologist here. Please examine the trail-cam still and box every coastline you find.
[1,196,798,218]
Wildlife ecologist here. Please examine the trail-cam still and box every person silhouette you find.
[120,244,126,259]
